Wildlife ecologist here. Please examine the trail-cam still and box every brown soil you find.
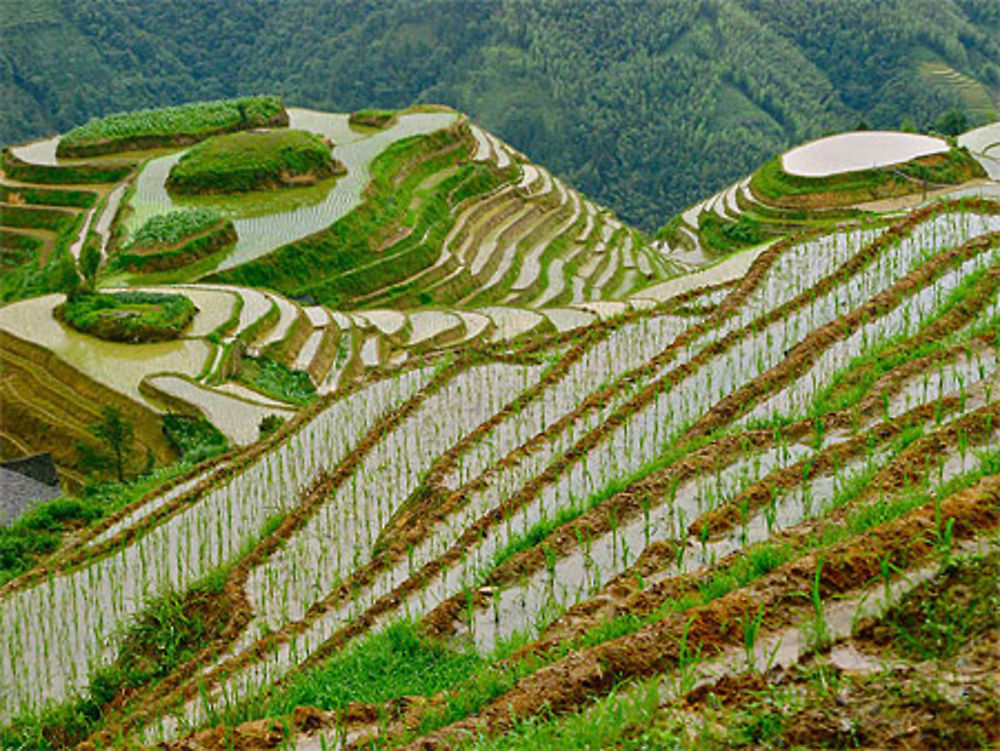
[661,630,1000,750]
[152,540,1000,751]
[399,476,1000,749]
[660,554,1000,750]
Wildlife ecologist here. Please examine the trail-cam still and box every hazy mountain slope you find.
[2,0,998,229]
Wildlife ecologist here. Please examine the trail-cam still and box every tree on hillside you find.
[53,253,84,300]
[88,406,135,482]
[79,241,101,292]
[933,109,969,138]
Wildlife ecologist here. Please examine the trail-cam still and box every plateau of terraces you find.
[1,97,999,750]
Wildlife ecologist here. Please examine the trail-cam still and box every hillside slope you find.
[3,103,998,490]
[1,97,1000,749]
[3,0,999,228]
[0,100,677,485]
[3,195,999,749]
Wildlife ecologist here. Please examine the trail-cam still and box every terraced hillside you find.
[2,101,1000,749]
[200,116,670,309]
[657,129,994,267]
[0,100,680,484]
[1,188,999,747]
[6,0,1000,231]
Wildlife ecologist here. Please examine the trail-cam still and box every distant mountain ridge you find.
[2,0,999,229]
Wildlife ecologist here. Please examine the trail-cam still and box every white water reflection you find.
[121,109,458,273]
[0,294,209,407]
[782,131,949,177]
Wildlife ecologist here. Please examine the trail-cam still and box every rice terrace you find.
[1,87,1000,751]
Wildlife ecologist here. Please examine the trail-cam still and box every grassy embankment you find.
[660,147,984,256]
[234,356,318,407]
[211,123,514,308]
[58,290,196,342]
[349,108,397,130]
[750,147,985,209]
[166,130,343,194]
[114,208,237,272]
[55,96,288,158]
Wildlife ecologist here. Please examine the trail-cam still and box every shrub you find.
[258,414,286,439]
[59,291,196,342]
[125,209,223,250]
[166,129,342,194]
[162,414,229,463]
[349,108,396,129]
[57,96,287,157]
[699,213,767,254]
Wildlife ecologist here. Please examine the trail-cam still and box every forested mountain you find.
[2,0,999,228]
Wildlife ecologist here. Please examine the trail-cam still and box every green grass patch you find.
[0,203,78,233]
[59,290,196,342]
[466,680,663,751]
[0,229,44,269]
[214,620,534,742]
[0,462,193,587]
[698,212,768,255]
[0,229,44,252]
[0,184,97,208]
[1,149,134,185]
[57,95,286,157]
[161,414,229,464]
[125,208,222,248]
[270,620,482,714]
[166,129,341,194]
[750,147,983,207]
[349,108,396,129]
[233,355,317,406]
[116,209,237,272]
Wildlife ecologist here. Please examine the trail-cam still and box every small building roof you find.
[0,453,61,525]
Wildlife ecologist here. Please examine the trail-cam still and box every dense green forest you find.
[2,0,998,228]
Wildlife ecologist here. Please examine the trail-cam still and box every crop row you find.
[57,96,288,157]
[71,204,998,742]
